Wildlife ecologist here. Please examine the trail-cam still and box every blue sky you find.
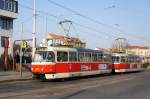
[13,0,150,48]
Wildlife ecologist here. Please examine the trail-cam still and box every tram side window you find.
[133,57,136,63]
[97,53,103,62]
[137,57,141,63]
[78,53,84,62]
[130,57,133,63]
[57,51,68,62]
[127,57,131,63]
[84,53,92,62]
[128,57,133,63]
[104,54,112,62]
[135,57,138,63]
[69,52,77,62]
[136,57,140,63]
[92,53,98,62]
[134,56,139,63]
[126,57,129,63]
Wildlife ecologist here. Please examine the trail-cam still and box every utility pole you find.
[20,22,23,77]
[32,0,36,58]
[45,13,48,34]
[44,13,48,38]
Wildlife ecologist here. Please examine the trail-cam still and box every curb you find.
[0,78,33,83]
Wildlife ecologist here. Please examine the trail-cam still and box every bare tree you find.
[112,38,129,53]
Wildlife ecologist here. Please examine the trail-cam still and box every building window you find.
[0,0,18,13]
[13,0,18,13]
[1,18,13,30]
[5,0,9,10]
[0,0,5,9]
[9,0,12,11]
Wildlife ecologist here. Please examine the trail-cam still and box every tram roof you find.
[48,46,77,52]
[112,53,127,56]
[37,46,104,53]
[112,53,140,57]
[76,48,103,53]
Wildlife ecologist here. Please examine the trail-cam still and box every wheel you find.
[111,69,116,74]
[39,74,47,82]
[32,74,40,79]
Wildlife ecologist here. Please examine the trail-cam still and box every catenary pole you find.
[32,0,36,58]
[20,22,23,77]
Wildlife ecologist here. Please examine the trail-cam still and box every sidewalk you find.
[0,71,33,83]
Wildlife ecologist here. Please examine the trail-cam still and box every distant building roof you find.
[95,48,110,51]
[47,33,64,39]
[127,45,149,49]
[46,33,86,48]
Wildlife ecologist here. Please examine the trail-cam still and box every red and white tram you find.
[112,53,143,73]
[31,46,113,80]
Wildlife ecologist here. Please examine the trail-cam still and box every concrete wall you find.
[0,29,13,37]
[0,9,17,19]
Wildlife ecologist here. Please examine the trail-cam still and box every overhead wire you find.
[18,3,117,40]
[18,1,150,45]
[47,0,124,32]
[47,0,150,43]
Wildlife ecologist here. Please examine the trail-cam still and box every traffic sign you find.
[21,41,27,48]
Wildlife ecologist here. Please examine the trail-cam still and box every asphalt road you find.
[0,70,150,99]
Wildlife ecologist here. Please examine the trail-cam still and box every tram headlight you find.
[41,68,44,72]
[31,68,33,71]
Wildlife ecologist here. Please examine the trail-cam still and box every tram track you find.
[0,71,147,98]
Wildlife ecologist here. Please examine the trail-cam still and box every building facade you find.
[126,45,150,63]
[126,46,150,57]
[0,0,18,54]
[40,33,86,48]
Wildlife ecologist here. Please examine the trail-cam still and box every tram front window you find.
[112,56,120,63]
[34,51,55,62]
[121,56,126,63]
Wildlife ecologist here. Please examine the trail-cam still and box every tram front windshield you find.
[33,51,55,62]
[112,56,120,63]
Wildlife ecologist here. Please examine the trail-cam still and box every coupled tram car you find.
[112,53,144,73]
[31,46,144,80]
[31,46,112,80]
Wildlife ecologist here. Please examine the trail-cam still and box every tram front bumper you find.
[45,73,71,79]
